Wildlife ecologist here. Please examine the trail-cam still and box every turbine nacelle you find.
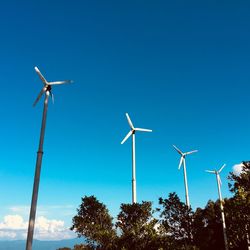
[205,164,226,186]
[121,113,152,144]
[33,66,73,107]
[173,145,198,169]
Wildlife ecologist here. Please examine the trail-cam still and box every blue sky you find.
[0,0,249,240]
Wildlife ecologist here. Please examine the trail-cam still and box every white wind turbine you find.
[206,164,229,250]
[121,113,152,204]
[26,67,72,250]
[173,145,198,208]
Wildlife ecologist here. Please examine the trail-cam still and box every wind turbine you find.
[206,164,229,250]
[121,113,152,204]
[26,67,72,250]
[173,145,198,208]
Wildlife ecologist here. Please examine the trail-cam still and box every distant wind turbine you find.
[26,67,72,250]
[206,164,229,250]
[121,113,152,203]
[173,145,198,208]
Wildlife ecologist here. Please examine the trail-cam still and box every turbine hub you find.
[46,85,52,91]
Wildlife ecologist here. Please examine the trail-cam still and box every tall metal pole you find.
[183,158,190,208]
[26,91,50,250]
[132,132,136,203]
[216,173,229,250]
[246,224,250,250]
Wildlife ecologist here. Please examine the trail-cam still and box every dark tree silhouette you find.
[158,192,195,249]
[227,161,250,249]
[193,200,225,250]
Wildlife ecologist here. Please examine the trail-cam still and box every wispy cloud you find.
[8,205,75,217]
[9,206,30,215]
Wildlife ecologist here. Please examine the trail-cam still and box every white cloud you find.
[233,163,244,176]
[34,216,75,240]
[0,215,75,241]
[0,215,27,230]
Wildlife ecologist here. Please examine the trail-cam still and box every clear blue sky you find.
[0,0,249,240]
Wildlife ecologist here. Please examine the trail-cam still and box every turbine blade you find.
[205,170,215,174]
[50,91,54,104]
[218,175,222,186]
[48,80,73,85]
[121,130,133,144]
[178,156,184,170]
[125,113,134,129]
[135,128,152,132]
[173,145,183,155]
[33,87,46,107]
[34,66,47,85]
[218,164,226,173]
[185,150,198,155]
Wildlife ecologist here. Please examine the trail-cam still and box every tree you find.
[227,161,250,249]
[228,161,250,196]
[116,201,160,250]
[158,192,195,249]
[73,244,93,250]
[71,195,117,250]
[193,200,226,250]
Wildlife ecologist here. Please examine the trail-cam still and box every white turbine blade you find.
[218,175,222,186]
[121,130,133,144]
[33,87,46,107]
[173,145,183,155]
[218,164,226,173]
[185,150,198,155]
[135,128,152,132]
[50,91,54,104]
[34,66,47,85]
[178,156,184,170]
[125,113,134,129]
[48,80,73,85]
[205,170,215,174]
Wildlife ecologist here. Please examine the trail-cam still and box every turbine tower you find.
[26,67,72,250]
[121,113,152,204]
[206,164,229,250]
[173,145,198,208]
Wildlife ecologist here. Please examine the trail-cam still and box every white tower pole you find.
[121,113,152,204]
[26,91,50,250]
[216,172,229,250]
[183,158,190,208]
[132,132,136,203]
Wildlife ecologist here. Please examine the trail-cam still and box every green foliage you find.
[70,195,116,249]
[116,201,160,250]
[223,197,249,250]
[73,244,93,250]
[228,161,250,197]
[158,192,194,249]
[227,161,250,249]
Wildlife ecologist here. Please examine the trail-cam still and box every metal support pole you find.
[183,159,190,208]
[26,91,49,250]
[132,132,136,203]
[216,174,229,250]
[246,224,250,250]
